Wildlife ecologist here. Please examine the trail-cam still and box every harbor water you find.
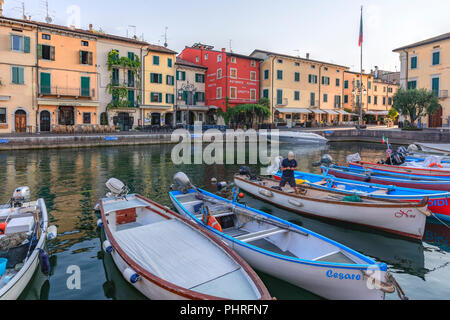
[1,142,448,300]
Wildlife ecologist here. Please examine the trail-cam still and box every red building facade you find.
[179,44,261,111]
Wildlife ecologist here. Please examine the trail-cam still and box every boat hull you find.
[170,193,385,300]
[238,177,427,239]
[350,162,450,178]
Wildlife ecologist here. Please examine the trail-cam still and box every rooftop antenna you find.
[127,25,136,38]
[294,49,300,58]
[163,27,168,47]
[229,39,232,52]
[45,0,52,23]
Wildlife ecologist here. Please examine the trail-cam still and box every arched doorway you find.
[429,106,443,128]
[58,106,74,125]
[40,111,51,132]
[14,110,27,133]
[164,113,173,127]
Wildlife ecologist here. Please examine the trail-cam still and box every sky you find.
[3,0,450,72]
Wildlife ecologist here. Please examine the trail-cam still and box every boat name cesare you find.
[326,270,362,281]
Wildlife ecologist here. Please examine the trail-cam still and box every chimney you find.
[89,24,93,32]
[0,0,4,17]
[306,53,310,59]
[221,48,226,52]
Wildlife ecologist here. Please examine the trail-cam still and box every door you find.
[429,106,442,128]
[118,112,131,131]
[15,110,27,133]
[151,113,161,126]
[40,111,51,132]
[59,106,75,125]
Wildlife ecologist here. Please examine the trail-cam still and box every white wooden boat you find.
[0,187,56,300]
[259,131,328,144]
[415,143,450,155]
[98,178,271,300]
[169,178,406,300]
[234,174,429,240]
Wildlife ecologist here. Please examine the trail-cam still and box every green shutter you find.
[24,37,30,53]
[50,46,55,61]
[128,52,135,61]
[40,72,51,94]
[432,78,439,96]
[38,45,43,59]
[128,90,135,105]
[159,74,162,84]
[432,52,440,65]
[158,93,162,102]
[81,77,90,96]
[182,72,186,81]
[79,50,83,64]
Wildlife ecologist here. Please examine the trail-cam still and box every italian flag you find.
[382,135,386,144]
[358,9,363,47]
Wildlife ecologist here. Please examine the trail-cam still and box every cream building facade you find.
[394,32,449,127]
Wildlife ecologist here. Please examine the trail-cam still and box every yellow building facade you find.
[250,50,350,127]
[142,45,177,126]
[394,33,449,127]
[0,17,37,133]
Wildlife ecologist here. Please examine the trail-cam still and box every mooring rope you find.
[387,272,409,301]
[431,212,450,228]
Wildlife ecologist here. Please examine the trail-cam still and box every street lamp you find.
[177,81,197,130]
[352,82,366,129]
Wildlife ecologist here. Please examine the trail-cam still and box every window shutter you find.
[12,67,17,84]
[79,50,83,64]
[128,52,134,61]
[50,46,55,61]
[158,93,162,102]
[24,37,30,53]
[159,74,162,84]
[182,72,186,81]
[19,67,24,84]
[9,35,13,50]
[88,52,93,65]
[37,44,43,59]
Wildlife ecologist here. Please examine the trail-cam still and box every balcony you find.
[40,86,95,98]
[276,98,288,106]
[110,81,137,89]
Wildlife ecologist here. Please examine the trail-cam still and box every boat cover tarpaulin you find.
[114,219,240,290]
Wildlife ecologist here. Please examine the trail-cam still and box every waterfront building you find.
[179,44,261,113]
[250,50,350,127]
[96,32,147,131]
[0,16,37,133]
[174,57,211,126]
[141,45,177,127]
[393,32,449,127]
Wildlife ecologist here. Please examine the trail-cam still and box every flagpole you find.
[359,5,363,130]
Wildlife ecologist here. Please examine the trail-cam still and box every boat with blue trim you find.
[169,172,407,300]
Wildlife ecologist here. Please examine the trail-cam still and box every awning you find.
[324,110,339,115]
[309,109,326,114]
[276,108,311,114]
[336,110,351,115]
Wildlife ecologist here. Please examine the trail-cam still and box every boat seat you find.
[236,227,287,243]
[313,180,327,186]
[314,251,355,264]
[370,189,388,195]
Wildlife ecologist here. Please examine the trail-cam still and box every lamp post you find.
[352,82,366,129]
[177,81,197,130]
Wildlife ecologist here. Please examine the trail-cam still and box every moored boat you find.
[258,131,328,144]
[415,143,450,155]
[0,187,56,300]
[98,178,271,300]
[169,173,406,300]
[349,161,450,178]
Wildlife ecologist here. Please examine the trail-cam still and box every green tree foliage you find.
[393,88,441,127]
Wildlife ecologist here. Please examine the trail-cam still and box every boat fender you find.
[123,267,140,284]
[288,199,303,207]
[97,219,104,228]
[93,203,100,211]
[47,225,58,240]
[0,222,7,235]
[429,163,443,168]
[38,249,51,276]
[258,189,274,198]
[102,240,113,254]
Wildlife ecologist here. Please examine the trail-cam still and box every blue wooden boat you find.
[169,173,407,300]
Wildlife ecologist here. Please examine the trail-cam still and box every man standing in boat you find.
[279,152,299,194]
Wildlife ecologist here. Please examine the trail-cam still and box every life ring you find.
[429,163,443,168]
[0,222,7,235]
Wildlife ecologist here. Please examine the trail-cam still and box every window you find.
[37,44,55,60]
[204,54,208,60]
[323,94,328,103]
[411,56,417,69]
[166,75,174,86]
[356,80,360,88]
[81,40,89,47]
[336,78,340,87]
[231,57,237,63]
[230,87,237,99]
[374,85,378,92]
[42,34,51,40]
[0,108,6,124]
[251,60,256,67]
[81,77,90,97]
[166,94,174,104]
[263,89,269,99]
[383,87,386,92]
[368,96,371,104]
[374,96,378,105]
[294,91,300,101]
[195,74,205,83]
[388,98,392,105]
[217,87,222,99]
[128,52,135,61]
[151,92,162,103]
[168,58,173,67]
[11,66,24,84]
[432,77,440,97]
[368,81,372,90]
[195,92,205,102]
[217,69,222,79]
[128,90,135,106]
[250,89,256,100]
[11,35,30,52]
[334,95,341,108]
[344,80,349,89]
[322,77,330,85]
[383,97,386,105]
[311,65,316,69]
[277,59,283,64]
[294,72,300,82]
[217,54,222,62]
[432,51,440,65]
[230,68,237,78]
[277,70,283,80]
[150,73,162,83]
[177,71,186,81]
[308,74,317,84]
[80,50,93,65]
[344,95,348,103]
[310,92,315,106]
[295,62,300,67]
[83,113,91,124]
[264,70,269,80]
[153,56,160,65]
[250,71,257,81]
[276,89,283,105]
[195,56,199,63]
[112,69,119,86]
[408,80,417,90]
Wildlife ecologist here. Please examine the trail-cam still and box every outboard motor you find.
[397,146,408,157]
[266,156,283,175]
[346,153,362,164]
[171,172,194,194]
[384,152,406,166]
[312,154,334,167]
[239,167,258,181]
[10,186,31,207]
[407,144,419,153]
[105,178,129,198]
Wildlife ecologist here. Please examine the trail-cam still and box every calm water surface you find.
[1,142,448,300]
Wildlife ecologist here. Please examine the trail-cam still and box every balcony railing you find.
[110,81,137,89]
[276,98,288,106]
[40,86,95,98]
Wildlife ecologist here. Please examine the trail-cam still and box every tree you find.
[221,99,271,126]
[393,88,441,127]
